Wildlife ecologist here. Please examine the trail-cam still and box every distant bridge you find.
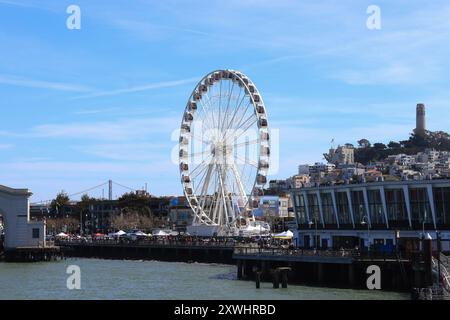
[30,179,144,205]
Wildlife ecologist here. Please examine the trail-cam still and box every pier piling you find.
[272,269,280,289]
[256,271,262,289]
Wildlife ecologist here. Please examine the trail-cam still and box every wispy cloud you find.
[72,142,170,161]
[28,116,179,141]
[73,107,120,115]
[0,0,38,8]
[72,77,199,99]
[0,74,93,92]
[114,19,212,38]
[0,144,13,149]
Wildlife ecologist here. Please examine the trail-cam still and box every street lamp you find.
[361,215,370,255]
[308,218,318,250]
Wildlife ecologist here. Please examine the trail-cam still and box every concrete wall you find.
[0,185,46,250]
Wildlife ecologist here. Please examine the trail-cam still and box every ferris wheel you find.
[179,70,270,235]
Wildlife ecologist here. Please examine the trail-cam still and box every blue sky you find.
[1,0,450,202]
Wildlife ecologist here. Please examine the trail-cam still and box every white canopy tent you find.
[56,232,69,238]
[133,231,149,237]
[110,230,127,237]
[273,230,294,239]
[153,230,169,236]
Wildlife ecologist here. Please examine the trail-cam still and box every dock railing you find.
[56,237,236,249]
[233,245,405,261]
[233,246,357,258]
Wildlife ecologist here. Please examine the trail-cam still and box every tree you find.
[118,192,152,216]
[387,141,401,149]
[110,211,154,233]
[357,139,371,148]
[112,192,155,232]
[79,194,94,235]
[51,191,70,217]
[355,129,450,164]
[46,216,79,234]
[373,143,387,150]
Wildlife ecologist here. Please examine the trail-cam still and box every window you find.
[336,192,352,225]
[32,228,40,239]
[374,239,384,245]
[434,187,450,225]
[367,189,385,225]
[321,193,336,224]
[294,194,308,225]
[409,188,432,224]
[385,189,408,225]
[307,194,320,224]
[351,190,367,225]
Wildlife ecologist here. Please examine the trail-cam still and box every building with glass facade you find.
[290,179,450,251]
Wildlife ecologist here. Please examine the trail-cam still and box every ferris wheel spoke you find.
[197,99,216,133]
[198,93,219,134]
[228,111,255,139]
[190,132,210,145]
[204,92,219,131]
[235,154,258,168]
[191,155,213,180]
[190,153,212,173]
[218,80,223,132]
[220,80,235,133]
[190,149,212,158]
[229,162,249,207]
[231,98,252,127]
[217,165,231,226]
[233,139,259,148]
[230,118,258,143]
[206,172,218,222]
[197,162,215,208]
[221,94,249,140]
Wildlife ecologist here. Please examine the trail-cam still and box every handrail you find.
[55,238,236,248]
[233,246,358,258]
[233,246,404,260]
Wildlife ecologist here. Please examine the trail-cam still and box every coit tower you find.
[415,103,426,136]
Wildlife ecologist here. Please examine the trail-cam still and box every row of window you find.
[293,187,450,228]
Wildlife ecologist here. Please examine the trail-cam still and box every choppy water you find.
[0,259,409,300]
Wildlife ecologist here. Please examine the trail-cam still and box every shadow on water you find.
[209,267,237,281]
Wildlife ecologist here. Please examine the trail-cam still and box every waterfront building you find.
[324,144,355,165]
[286,174,310,189]
[269,180,289,192]
[168,197,194,231]
[289,178,450,251]
[278,196,292,218]
[89,200,120,233]
[253,195,280,221]
[252,195,295,232]
[0,185,46,250]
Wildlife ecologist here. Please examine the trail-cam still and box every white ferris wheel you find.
[179,70,270,236]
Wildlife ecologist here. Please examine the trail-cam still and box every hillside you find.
[354,131,450,165]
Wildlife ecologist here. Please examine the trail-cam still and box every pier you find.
[57,238,235,264]
[3,246,62,262]
[53,236,450,294]
[233,245,414,291]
